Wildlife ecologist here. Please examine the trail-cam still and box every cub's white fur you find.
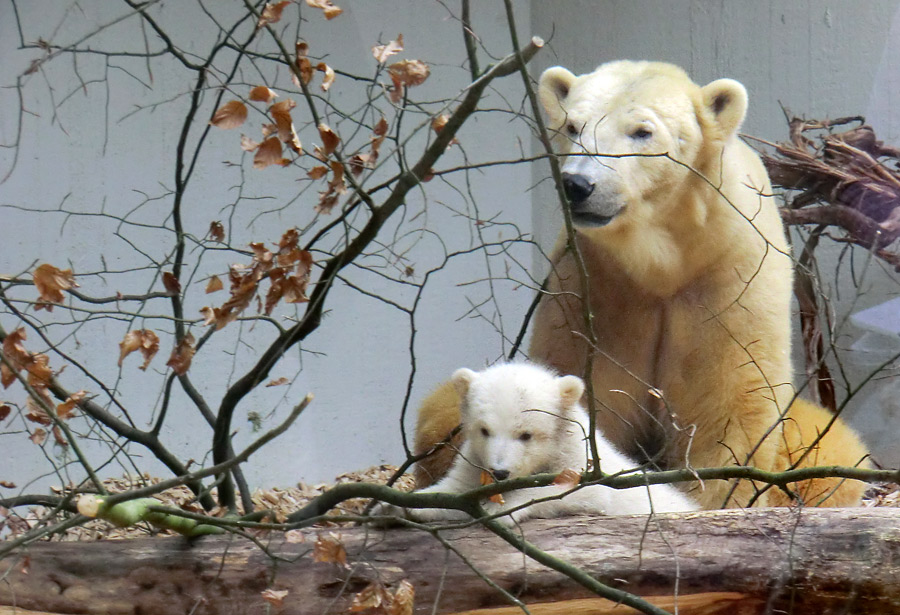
[383,363,697,526]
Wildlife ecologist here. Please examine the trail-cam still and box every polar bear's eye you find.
[519,432,532,442]
[630,127,652,140]
[480,427,490,437]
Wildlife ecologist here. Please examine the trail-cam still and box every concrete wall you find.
[529,0,900,466]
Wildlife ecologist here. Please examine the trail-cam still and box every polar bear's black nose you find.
[491,469,510,481]
[561,172,594,205]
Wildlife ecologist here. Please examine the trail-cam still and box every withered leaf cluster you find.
[294,41,336,92]
[201,228,313,330]
[312,532,347,566]
[350,580,415,615]
[118,330,160,371]
[386,59,430,104]
[2,328,76,446]
[210,86,309,170]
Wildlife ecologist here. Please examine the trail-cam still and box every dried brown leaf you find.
[251,242,274,265]
[25,354,51,386]
[25,396,52,426]
[56,390,87,421]
[254,137,290,169]
[257,1,291,29]
[33,264,77,310]
[313,532,347,566]
[2,328,29,387]
[199,306,218,327]
[388,59,430,102]
[350,583,390,612]
[266,377,290,387]
[261,589,289,607]
[316,62,335,92]
[29,428,46,446]
[118,329,160,371]
[348,154,370,177]
[294,56,313,87]
[480,470,504,504]
[166,333,196,376]
[278,228,300,252]
[209,100,248,130]
[285,529,306,543]
[307,165,329,180]
[162,271,181,294]
[205,275,224,294]
[0,404,10,422]
[52,425,67,447]
[318,124,340,156]
[209,221,225,242]
[0,364,15,390]
[373,117,389,138]
[552,468,582,489]
[305,0,342,20]
[249,85,279,104]
[316,190,340,215]
[390,580,415,615]
[0,480,15,489]
[329,160,346,194]
[270,99,299,147]
[372,34,403,64]
[240,135,260,152]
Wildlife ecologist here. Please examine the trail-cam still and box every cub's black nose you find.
[561,172,595,205]
[491,469,510,481]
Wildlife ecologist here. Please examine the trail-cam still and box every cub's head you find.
[538,60,748,230]
[451,363,585,481]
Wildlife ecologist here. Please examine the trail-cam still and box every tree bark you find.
[1,508,899,615]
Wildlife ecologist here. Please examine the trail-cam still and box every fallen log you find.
[1,508,899,615]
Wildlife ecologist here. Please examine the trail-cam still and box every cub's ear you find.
[450,368,477,402]
[700,78,748,139]
[557,375,585,411]
[539,66,577,129]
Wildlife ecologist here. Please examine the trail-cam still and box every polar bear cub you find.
[382,363,697,526]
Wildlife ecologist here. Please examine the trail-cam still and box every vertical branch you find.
[501,1,602,471]
[461,0,480,80]
[794,227,837,411]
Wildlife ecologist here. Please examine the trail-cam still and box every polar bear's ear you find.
[451,368,477,402]
[557,375,585,411]
[539,66,577,128]
[700,78,748,139]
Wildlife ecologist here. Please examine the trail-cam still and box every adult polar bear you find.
[414,60,869,509]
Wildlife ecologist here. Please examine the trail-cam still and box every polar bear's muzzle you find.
[561,172,624,227]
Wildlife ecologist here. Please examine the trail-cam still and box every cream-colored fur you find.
[414,61,869,509]
[768,398,870,507]
[383,363,698,526]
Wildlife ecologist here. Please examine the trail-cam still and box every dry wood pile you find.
[758,115,900,269]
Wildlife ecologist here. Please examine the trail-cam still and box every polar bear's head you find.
[451,363,586,481]
[538,60,748,229]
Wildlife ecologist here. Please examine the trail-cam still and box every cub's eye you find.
[480,427,490,437]
[566,123,579,136]
[518,432,532,442]
[630,127,652,140]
